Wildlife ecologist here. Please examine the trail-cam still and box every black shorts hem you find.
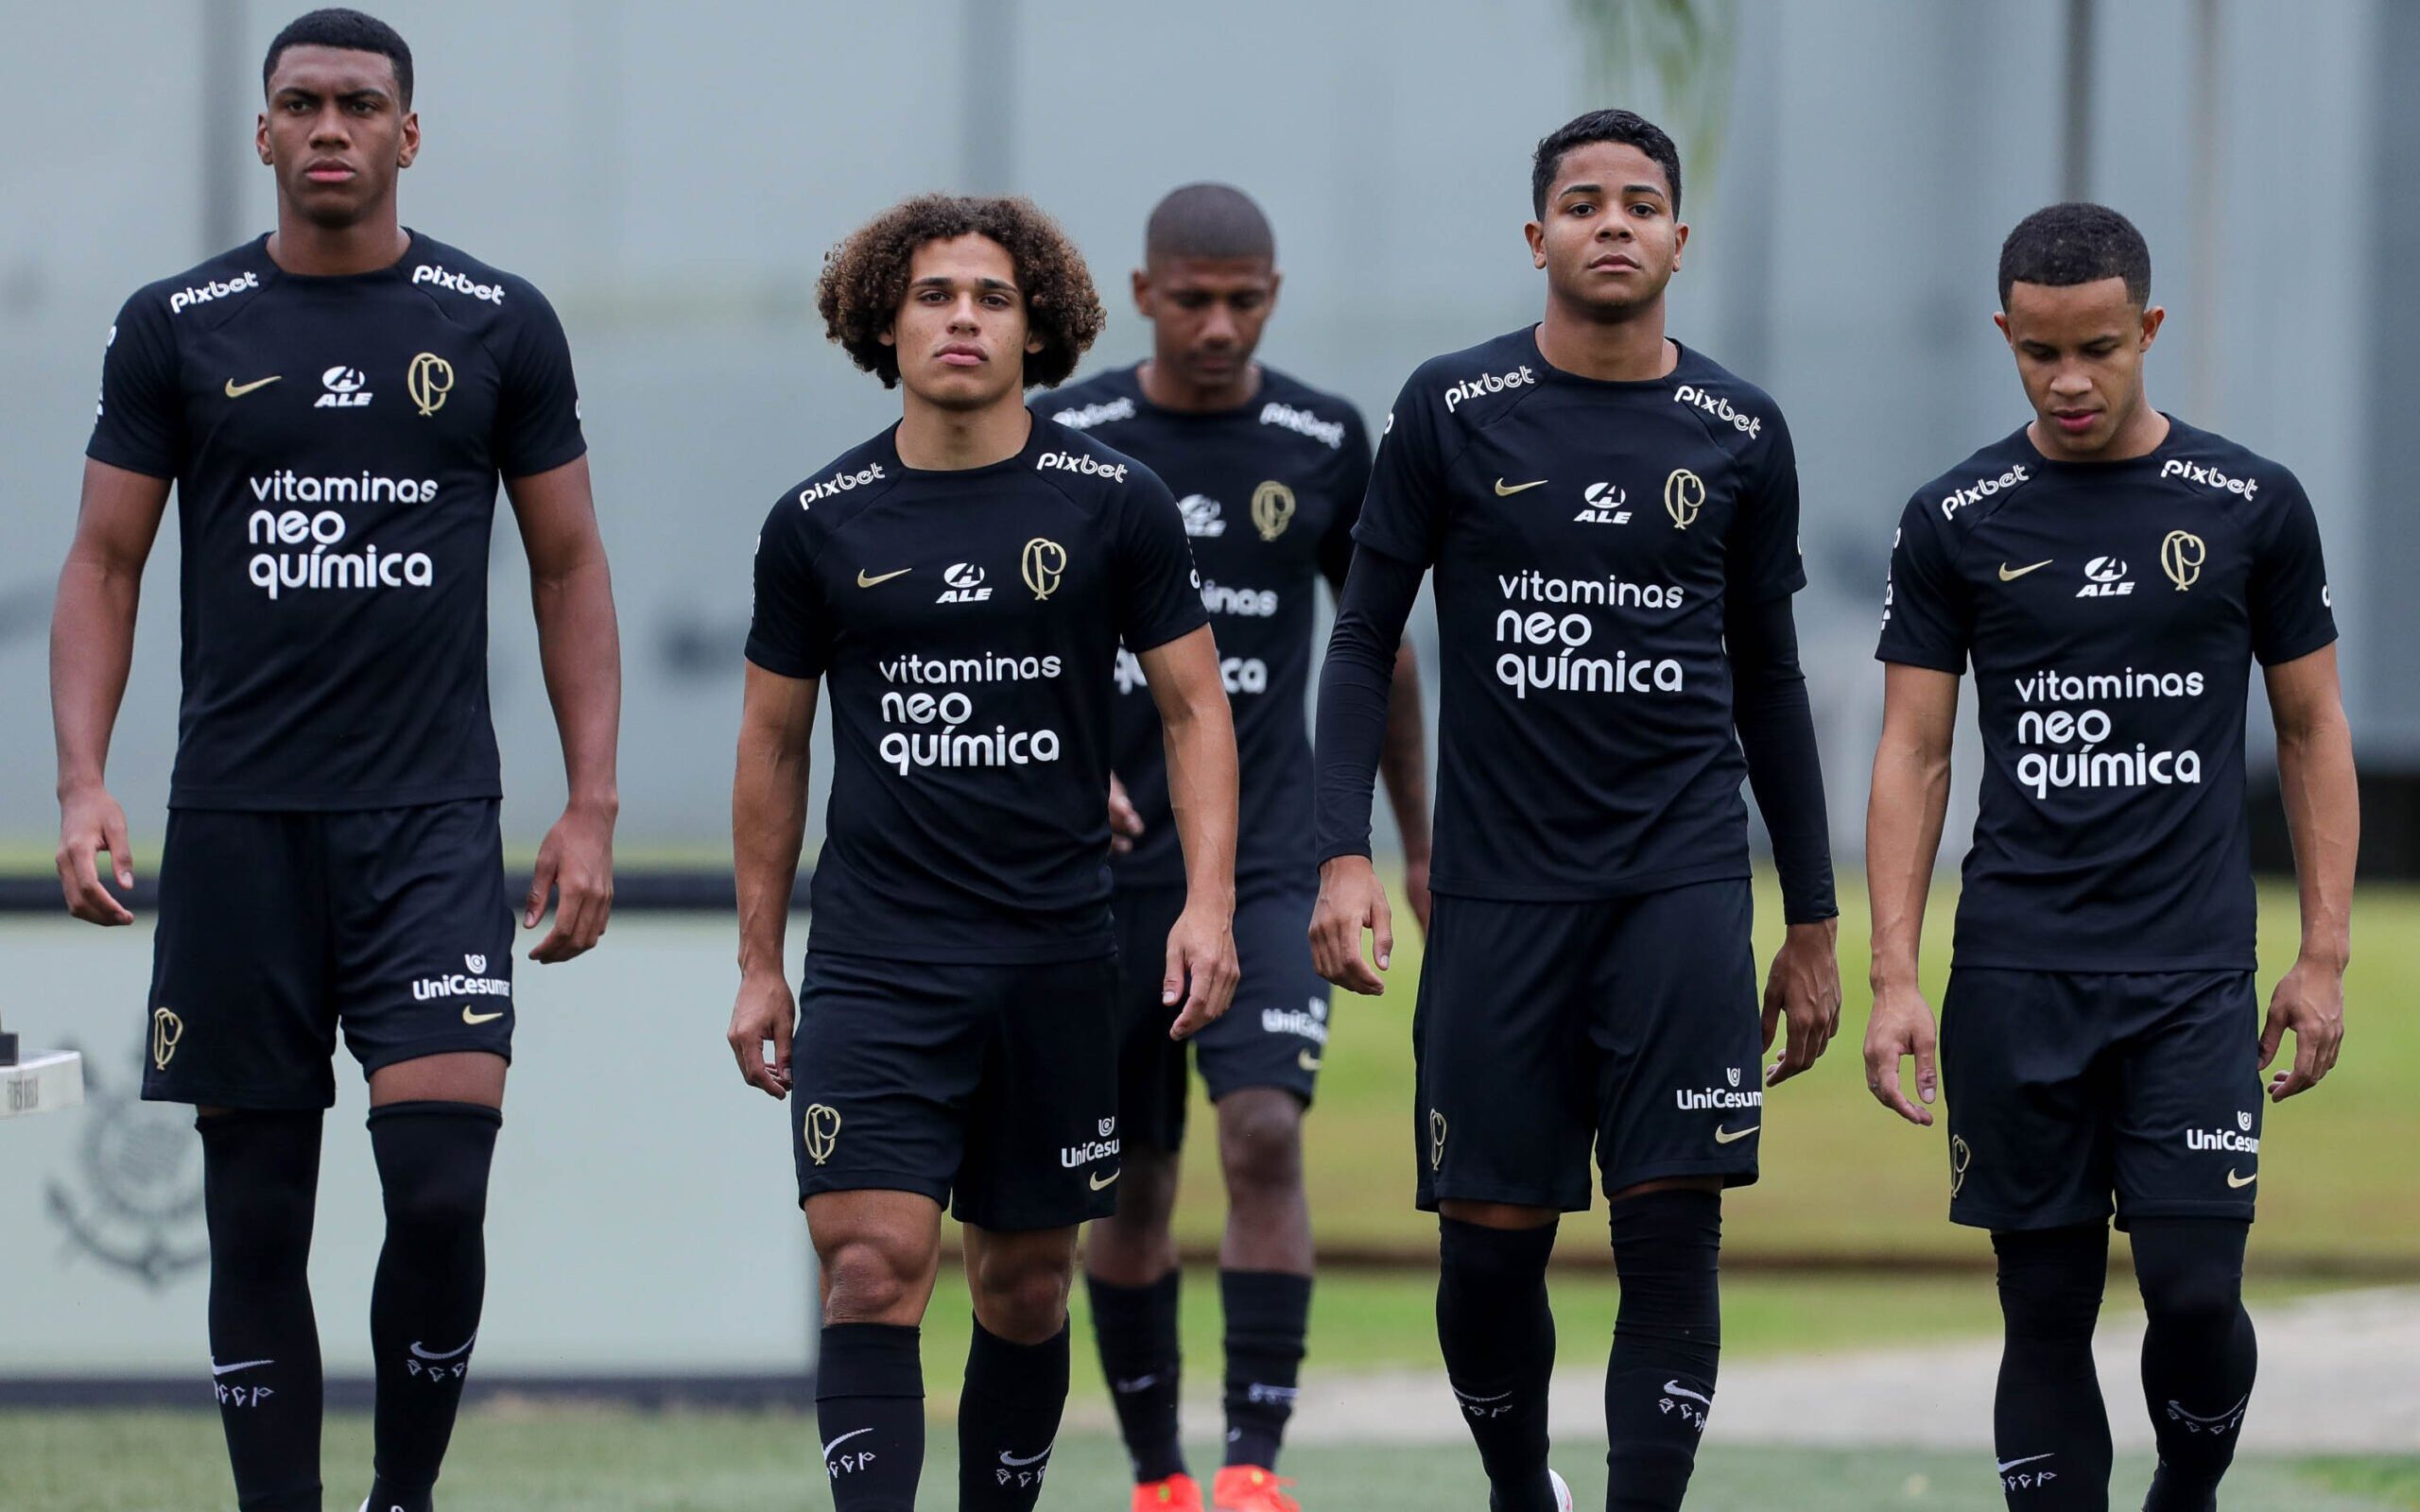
[950,1187,1117,1234]
[1599,1158,1760,1196]
[142,1079,334,1111]
[1201,1067,1317,1108]
[1949,1201,2112,1232]
[1416,1182,1592,1215]
[359,1038,513,1076]
[797,1170,952,1209]
[2115,1199,2257,1228]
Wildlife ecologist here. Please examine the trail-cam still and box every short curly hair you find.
[817,194,1106,390]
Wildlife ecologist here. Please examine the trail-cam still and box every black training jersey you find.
[1353,329,1805,901]
[1043,364,1371,890]
[746,419,1209,964]
[85,232,586,810]
[1876,420,2336,971]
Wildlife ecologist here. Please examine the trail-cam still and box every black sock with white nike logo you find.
[1435,1216,1560,1512]
[959,1317,1071,1511]
[818,1323,926,1511]
[1992,1224,2114,1511]
[2132,1218,2255,1512]
[1087,1269,1187,1482]
[1604,1189,1722,1512]
[366,1101,501,1512]
[199,1109,327,1512]
[1220,1269,1312,1469]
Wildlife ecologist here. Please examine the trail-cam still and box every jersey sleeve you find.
[1352,372,1451,566]
[743,500,831,679]
[1318,406,1375,588]
[2249,474,2339,666]
[1115,468,1211,653]
[1875,493,1971,673]
[1726,408,1808,601]
[85,292,182,478]
[493,283,589,480]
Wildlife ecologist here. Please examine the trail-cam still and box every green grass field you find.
[4,1410,2413,1511]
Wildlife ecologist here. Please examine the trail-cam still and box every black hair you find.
[263,9,413,105]
[1144,182,1276,264]
[1997,202,2152,309]
[1530,108,1682,217]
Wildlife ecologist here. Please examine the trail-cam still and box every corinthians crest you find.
[46,1043,208,1289]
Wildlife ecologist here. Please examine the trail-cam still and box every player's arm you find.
[50,459,169,925]
[728,662,818,1098]
[1137,625,1241,1040]
[1309,544,1426,994]
[1322,554,1432,936]
[1728,591,1841,1086]
[2259,644,2357,1100]
[507,456,620,963]
[1863,662,1960,1125]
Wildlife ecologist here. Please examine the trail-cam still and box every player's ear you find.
[255,112,272,165]
[1992,311,2014,346]
[1670,220,1688,272]
[397,109,420,170]
[1524,219,1547,270]
[877,317,896,350]
[2138,305,2166,351]
[1132,266,1153,318]
[1264,268,1283,312]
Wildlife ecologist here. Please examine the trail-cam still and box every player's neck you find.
[1137,356,1262,414]
[895,392,1033,471]
[1534,298,1678,383]
[2027,397,2170,465]
[267,203,409,278]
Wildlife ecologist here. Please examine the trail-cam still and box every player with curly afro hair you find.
[817,193,1106,390]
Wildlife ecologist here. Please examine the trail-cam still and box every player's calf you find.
[199,1108,327,1512]
[2131,1219,2255,1512]
[1086,1143,1188,1484]
[1603,1187,1722,1512]
[960,1225,1079,1511]
[1214,1090,1313,1479]
[365,1101,500,1512]
[1992,1225,2114,1511]
[1434,1205,1562,1512]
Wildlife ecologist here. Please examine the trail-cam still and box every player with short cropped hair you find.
[1864,202,2359,1512]
[1044,181,1430,1512]
[728,193,1241,1512]
[1311,109,1841,1512]
[51,10,620,1511]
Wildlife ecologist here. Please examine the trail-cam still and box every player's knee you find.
[2131,1219,2246,1327]
[1992,1225,2108,1341]
[1217,1094,1304,1196]
[821,1239,926,1323]
[369,1102,500,1237]
[197,1110,320,1272]
[970,1248,1074,1337]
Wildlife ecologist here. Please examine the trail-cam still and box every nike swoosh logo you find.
[1663,1381,1714,1407]
[822,1427,874,1459]
[1089,1167,1120,1191]
[1997,1453,2054,1472]
[408,1335,475,1362]
[211,1358,273,1376]
[1298,1049,1322,1073]
[1452,1388,1513,1403]
[1997,559,2052,581]
[461,1007,506,1025]
[2227,1169,2256,1188]
[223,375,282,398]
[856,567,911,588]
[998,1444,1054,1468]
[1112,1375,1159,1394]
[1714,1123,1758,1144]
[1494,478,1547,496]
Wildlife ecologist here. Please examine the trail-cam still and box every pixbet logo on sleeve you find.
[1036,451,1129,481]
[167,271,260,315]
[1442,365,1535,413]
[1672,385,1762,438]
[1940,464,2031,520]
[411,264,508,304]
[2160,458,2259,497]
[799,462,886,508]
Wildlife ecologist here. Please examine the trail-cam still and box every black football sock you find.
[1435,1216,1561,1512]
[1221,1269,1312,1469]
[365,1101,500,1512]
[959,1317,1072,1511]
[1992,1225,2114,1511]
[1088,1269,1187,1482]
[1604,1189,1723,1512]
[2131,1219,2256,1512]
[199,1109,326,1512]
[817,1322,926,1511]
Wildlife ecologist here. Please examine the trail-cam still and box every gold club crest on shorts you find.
[803,1104,842,1165]
[150,1006,183,1071]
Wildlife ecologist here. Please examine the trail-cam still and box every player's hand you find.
[1862,978,1940,1125]
[1763,918,1841,1086]
[1107,772,1144,856]
[1164,897,1238,1040]
[1310,854,1392,996]
[1403,850,1434,938]
[2260,954,2346,1101]
[526,800,614,963]
[727,970,795,1098]
[56,783,135,926]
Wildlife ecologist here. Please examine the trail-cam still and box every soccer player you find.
[50,10,619,1512]
[1864,204,2357,1512]
[727,194,1241,1512]
[1044,183,1431,1512]
[1310,110,1841,1512]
